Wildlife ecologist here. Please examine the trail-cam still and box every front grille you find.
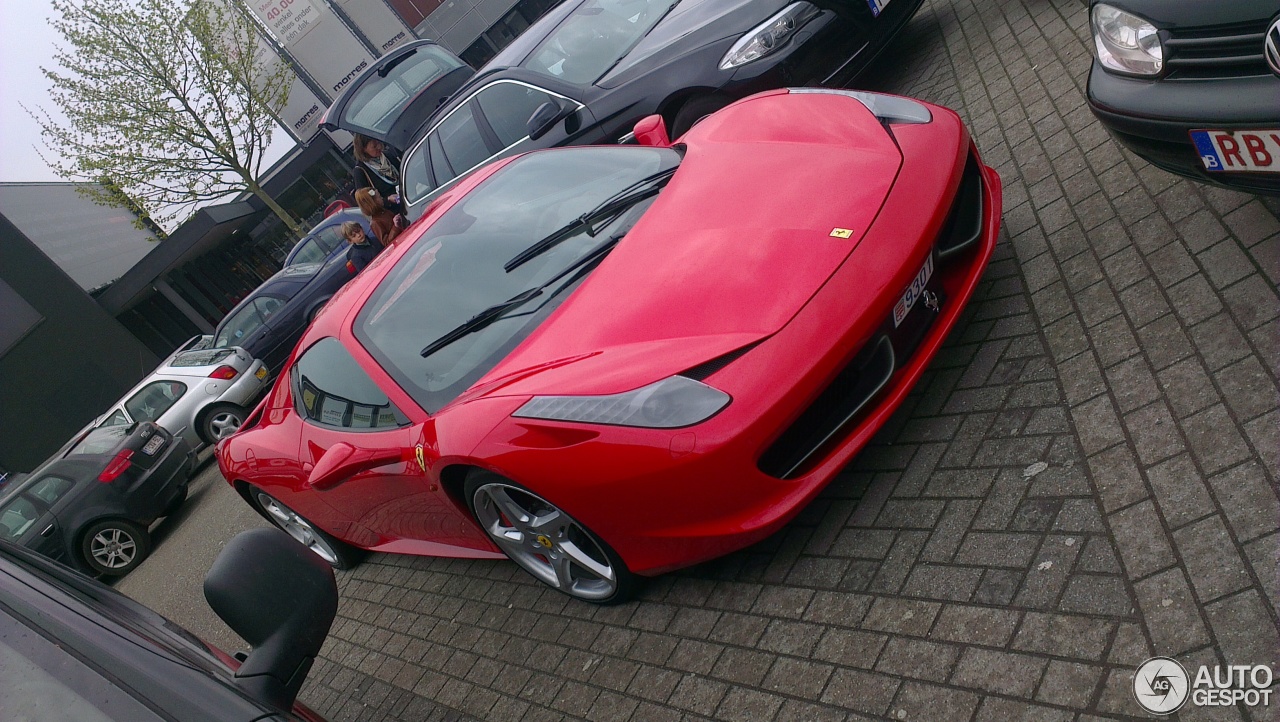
[936,153,985,260]
[757,336,895,479]
[1164,20,1271,79]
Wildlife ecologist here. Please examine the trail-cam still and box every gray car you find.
[92,340,269,449]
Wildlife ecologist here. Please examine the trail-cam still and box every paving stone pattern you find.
[298,0,1280,719]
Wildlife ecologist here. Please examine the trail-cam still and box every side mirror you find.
[306,441,402,490]
[204,528,338,711]
[633,115,670,147]
[527,100,572,141]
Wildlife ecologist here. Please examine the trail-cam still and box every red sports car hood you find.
[476,93,903,399]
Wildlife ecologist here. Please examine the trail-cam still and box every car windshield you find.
[170,349,235,367]
[342,46,468,135]
[522,0,674,84]
[355,146,681,413]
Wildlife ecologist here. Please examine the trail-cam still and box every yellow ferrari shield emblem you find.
[829,228,854,239]
[414,445,426,472]
[536,535,553,549]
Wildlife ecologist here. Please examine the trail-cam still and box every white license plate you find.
[141,434,165,456]
[1191,129,1280,173]
[893,254,934,328]
[866,0,892,17]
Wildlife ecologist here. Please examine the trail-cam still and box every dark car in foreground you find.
[220,89,1001,604]
[322,0,925,218]
[212,258,362,377]
[0,528,336,721]
[1087,0,1280,194]
[0,422,193,577]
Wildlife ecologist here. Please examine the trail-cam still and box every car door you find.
[290,338,485,550]
[0,479,74,564]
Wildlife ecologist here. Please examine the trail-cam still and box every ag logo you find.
[1134,657,1190,714]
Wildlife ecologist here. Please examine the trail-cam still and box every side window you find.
[435,104,493,180]
[428,134,453,182]
[124,381,187,422]
[0,497,41,540]
[215,305,264,347]
[292,338,409,430]
[403,144,438,202]
[290,237,326,266]
[28,476,75,507]
[315,226,346,256]
[100,409,129,427]
[255,296,285,322]
[476,83,558,147]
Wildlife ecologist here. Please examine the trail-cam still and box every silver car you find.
[93,340,269,449]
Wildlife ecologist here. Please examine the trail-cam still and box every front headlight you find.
[513,376,730,428]
[1091,3,1162,76]
[719,2,821,70]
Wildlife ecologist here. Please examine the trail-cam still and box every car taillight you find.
[98,449,134,482]
[210,365,239,380]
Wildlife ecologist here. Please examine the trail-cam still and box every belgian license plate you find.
[893,254,934,328]
[1190,129,1280,173]
[141,434,165,456]
[255,366,268,380]
[866,0,892,17]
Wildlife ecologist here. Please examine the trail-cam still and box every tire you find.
[80,519,151,577]
[249,487,365,570]
[199,403,247,445]
[670,95,732,138]
[464,469,638,604]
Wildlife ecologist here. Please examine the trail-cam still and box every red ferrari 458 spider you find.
[217,88,1002,603]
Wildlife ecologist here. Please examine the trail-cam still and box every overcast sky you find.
[0,0,293,187]
[1,0,63,183]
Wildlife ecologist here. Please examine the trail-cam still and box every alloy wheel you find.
[472,482,618,601]
[207,409,243,440]
[255,491,340,565]
[89,527,137,569]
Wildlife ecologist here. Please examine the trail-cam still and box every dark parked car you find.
[283,208,373,268]
[0,421,193,577]
[322,0,925,218]
[1087,0,1280,194]
[212,256,363,376]
[0,528,336,721]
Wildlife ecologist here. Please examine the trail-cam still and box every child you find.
[342,221,380,274]
[355,187,404,248]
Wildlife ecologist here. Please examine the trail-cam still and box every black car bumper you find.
[1087,62,1280,195]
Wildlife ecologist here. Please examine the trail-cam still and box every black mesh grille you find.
[757,337,895,479]
[1164,20,1271,79]
[936,153,984,261]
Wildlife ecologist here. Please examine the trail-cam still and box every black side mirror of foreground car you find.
[204,527,338,711]
[528,99,573,141]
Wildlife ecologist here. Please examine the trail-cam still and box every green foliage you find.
[27,0,302,233]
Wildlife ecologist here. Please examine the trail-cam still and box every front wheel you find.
[670,95,732,138]
[80,519,151,577]
[465,470,638,604]
[250,487,364,570]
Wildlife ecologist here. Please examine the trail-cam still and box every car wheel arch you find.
[662,90,733,137]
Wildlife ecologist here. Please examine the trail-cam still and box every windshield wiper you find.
[421,234,626,359]
[503,167,676,273]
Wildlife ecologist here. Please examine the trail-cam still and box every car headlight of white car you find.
[513,376,730,428]
[1091,3,1162,76]
[720,2,822,70]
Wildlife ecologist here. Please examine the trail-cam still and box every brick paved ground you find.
[296,0,1280,719]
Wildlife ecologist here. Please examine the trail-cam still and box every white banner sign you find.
[332,0,414,55]
[248,0,375,98]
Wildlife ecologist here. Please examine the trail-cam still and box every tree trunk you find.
[244,178,304,238]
